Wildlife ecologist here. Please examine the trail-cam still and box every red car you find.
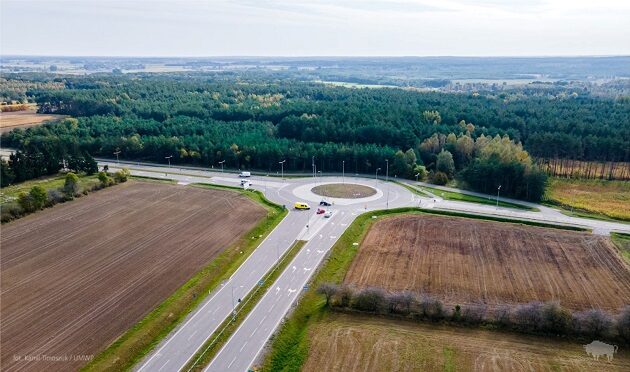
[316,208,325,214]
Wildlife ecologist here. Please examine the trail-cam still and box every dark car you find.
[319,200,332,206]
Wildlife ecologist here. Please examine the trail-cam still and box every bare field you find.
[0,110,65,133]
[304,313,630,372]
[344,214,630,311]
[0,181,265,372]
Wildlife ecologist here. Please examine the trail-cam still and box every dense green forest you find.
[1,73,628,200]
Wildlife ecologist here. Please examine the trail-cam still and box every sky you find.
[1,0,629,57]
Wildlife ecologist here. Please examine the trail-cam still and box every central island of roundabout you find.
[292,180,384,206]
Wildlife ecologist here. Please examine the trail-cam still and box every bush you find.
[114,168,131,183]
[335,285,354,308]
[98,171,113,186]
[47,188,66,204]
[617,306,630,343]
[18,192,35,212]
[494,305,512,327]
[352,287,387,313]
[29,185,48,210]
[573,309,614,338]
[461,304,487,324]
[513,302,544,332]
[541,302,572,334]
[429,171,449,185]
[388,291,415,314]
[316,283,338,307]
[419,294,445,320]
[1,202,23,223]
[63,172,80,197]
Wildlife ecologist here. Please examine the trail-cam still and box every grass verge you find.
[415,184,537,211]
[261,207,590,371]
[611,232,630,264]
[1,173,100,204]
[184,240,307,371]
[82,183,287,372]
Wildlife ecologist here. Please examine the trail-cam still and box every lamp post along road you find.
[218,160,225,173]
[385,159,390,209]
[113,150,121,164]
[496,185,502,209]
[164,155,172,168]
[342,160,345,184]
[279,160,286,180]
[375,168,381,186]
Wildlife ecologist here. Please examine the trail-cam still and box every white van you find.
[239,171,251,177]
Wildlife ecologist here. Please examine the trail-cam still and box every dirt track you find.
[344,214,630,311]
[304,314,630,372]
[0,181,265,372]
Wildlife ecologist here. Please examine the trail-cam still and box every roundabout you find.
[291,180,386,205]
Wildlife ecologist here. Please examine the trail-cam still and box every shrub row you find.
[1,169,130,223]
[317,283,630,343]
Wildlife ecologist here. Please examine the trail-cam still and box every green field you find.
[544,178,630,221]
[1,173,100,204]
[414,184,536,211]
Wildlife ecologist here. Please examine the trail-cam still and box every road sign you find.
[303,285,309,291]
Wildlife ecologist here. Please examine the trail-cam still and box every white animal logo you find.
[584,340,618,361]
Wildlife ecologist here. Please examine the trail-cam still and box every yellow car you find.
[294,202,311,210]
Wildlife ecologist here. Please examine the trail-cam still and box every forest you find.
[1,72,628,201]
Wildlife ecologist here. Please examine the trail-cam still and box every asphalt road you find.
[99,161,629,372]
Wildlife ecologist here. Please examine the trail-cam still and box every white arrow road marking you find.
[303,267,311,272]
[287,288,297,296]
[292,266,297,272]
[316,250,324,254]
[275,286,281,294]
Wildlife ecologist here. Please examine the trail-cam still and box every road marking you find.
[187,330,198,341]
[228,356,237,369]
[252,326,259,336]
[303,267,311,272]
[239,341,248,352]
[157,359,170,372]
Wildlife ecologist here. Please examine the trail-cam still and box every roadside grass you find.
[82,183,287,372]
[1,173,100,204]
[261,207,589,371]
[544,178,630,222]
[416,184,537,211]
[184,240,306,371]
[611,232,630,264]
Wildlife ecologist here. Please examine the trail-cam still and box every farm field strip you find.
[344,214,630,311]
[304,314,630,372]
[0,181,265,372]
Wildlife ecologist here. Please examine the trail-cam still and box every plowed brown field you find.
[0,181,265,372]
[304,314,630,372]
[344,214,630,311]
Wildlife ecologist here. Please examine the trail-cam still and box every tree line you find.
[1,73,626,199]
[317,283,630,344]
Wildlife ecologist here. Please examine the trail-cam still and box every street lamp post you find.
[279,160,286,180]
[385,160,390,209]
[342,160,345,184]
[415,173,420,182]
[375,168,381,186]
[113,150,121,164]
[164,155,172,168]
[312,156,315,178]
[496,185,502,209]
[218,160,225,173]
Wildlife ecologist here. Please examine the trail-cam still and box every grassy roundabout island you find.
[311,183,377,199]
